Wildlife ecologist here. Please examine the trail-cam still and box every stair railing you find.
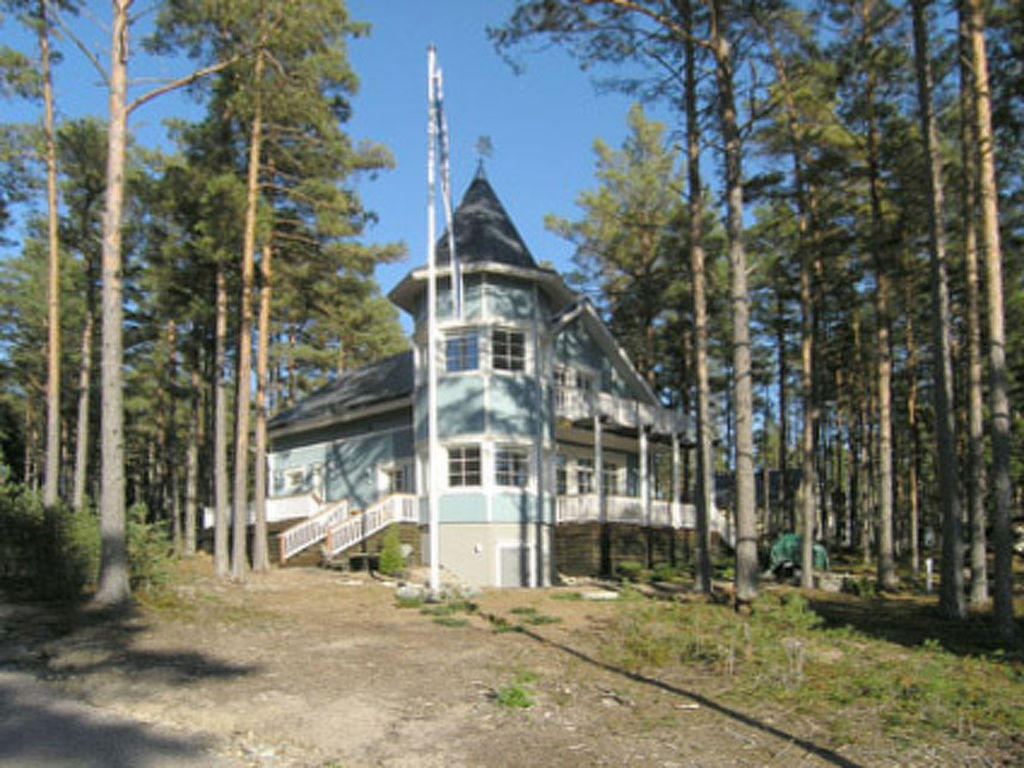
[324,493,417,559]
[278,498,349,562]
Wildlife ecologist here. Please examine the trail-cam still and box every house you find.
[266,168,731,587]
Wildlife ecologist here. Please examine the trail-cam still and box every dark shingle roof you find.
[267,351,413,434]
[436,168,537,270]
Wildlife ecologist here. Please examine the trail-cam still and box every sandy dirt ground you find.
[0,559,1012,767]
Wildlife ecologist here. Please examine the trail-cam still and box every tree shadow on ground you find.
[0,670,238,768]
[512,623,862,768]
[0,596,258,688]
[806,592,1024,660]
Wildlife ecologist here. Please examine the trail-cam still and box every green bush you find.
[617,560,644,582]
[378,525,405,576]
[0,481,100,600]
[126,502,174,592]
[650,562,682,582]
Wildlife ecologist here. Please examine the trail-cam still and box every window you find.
[576,457,594,495]
[284,467,307,492]
[492,328,525,371]
[555,455,568,496]
[602,462,619,497]
[383,463,413,494]
[495,446,529,488]
[447,445,481,487]
[445,330,478,372]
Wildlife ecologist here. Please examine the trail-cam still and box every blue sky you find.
[4,1,676,306]
[346,0,674,302]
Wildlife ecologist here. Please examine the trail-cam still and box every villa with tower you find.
[264,168,730,587]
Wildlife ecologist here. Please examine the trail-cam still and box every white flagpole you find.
[426,45,441,597]
[435,67,461,320]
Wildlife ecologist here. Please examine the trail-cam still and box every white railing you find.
[554,494,729,541]
[324,493,418,559]
[278,498,348,562]
[555,386,687,435]
[266,491,323,524]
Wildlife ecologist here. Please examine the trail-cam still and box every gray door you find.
[499,544,531,587]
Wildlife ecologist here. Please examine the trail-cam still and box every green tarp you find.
[769,533,829,572]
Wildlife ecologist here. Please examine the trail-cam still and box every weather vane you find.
[475,135,493,174]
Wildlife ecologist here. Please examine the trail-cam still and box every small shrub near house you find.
[378,525,405,576]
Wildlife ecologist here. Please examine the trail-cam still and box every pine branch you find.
[51,5,109,86]
[127,53,243,115]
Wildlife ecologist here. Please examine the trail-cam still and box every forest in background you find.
[0,0,1021,641]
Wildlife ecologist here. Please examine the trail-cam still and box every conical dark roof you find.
[436,168,537,269]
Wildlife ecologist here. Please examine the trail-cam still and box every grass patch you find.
[394,594,425,609]
[551,591,583,601]
[433,616,469,628]
[494,669,539,709]
[420,599,478,617]
[598,590,1024,749]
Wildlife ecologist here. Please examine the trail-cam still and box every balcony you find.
[554,386,686,435]
[555,494,733,545]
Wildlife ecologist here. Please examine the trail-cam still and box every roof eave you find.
[268,395,413,442]
[388,261,577,315]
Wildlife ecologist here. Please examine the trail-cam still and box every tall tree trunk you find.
[710,0,756,603]
[72,253,95,511]
[763,26,818,587]
[967,0,1015,642]
[40,0,61,508]
[214,265,230,578]
[252,236,272,573]
[775,290,789,537]
[232,44,266,581]
[904,289,921,573]
[166,320,182,555]
[94,0,133,606]
[912,0,964,619]
[862,0,897,590]
[684,0,712,595]
[959,4,987,607]
[184,359,200,556]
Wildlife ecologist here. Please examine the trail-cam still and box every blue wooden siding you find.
[325,427,414,509]
[438,376,486,437]
[488,376,539,436]
[440,492,487,522]
[485,274,535,320]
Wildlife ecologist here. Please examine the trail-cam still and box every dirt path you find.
[0,560,995,767]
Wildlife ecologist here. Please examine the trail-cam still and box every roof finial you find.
[474,135,493,178]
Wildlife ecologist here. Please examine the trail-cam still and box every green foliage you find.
[0,480,99,600]
[599,590,1024,744]
[377,525,404,576]
[495,683,533,708]
[394,593,425,609]
[617,560,644,582]
[126,502,174,593]
[495,670,538,709]
[419,599,478,617]
[650,563,683,583]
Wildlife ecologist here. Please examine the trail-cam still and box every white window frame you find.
[576,457,594,495]
[444,329,479,373]
[491,327,527,372]
[379,460,414,495]
[494,445,530,489]
[447,444,482,488]
[283,466,307,493]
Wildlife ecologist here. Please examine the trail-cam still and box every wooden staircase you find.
[275,493,419,566]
